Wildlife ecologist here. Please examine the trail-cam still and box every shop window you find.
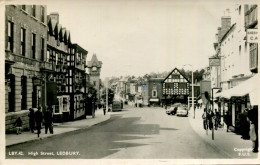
[32,33,36,59]
[7,21,14,52]
[21,76,27,109]
[20,28,26,56]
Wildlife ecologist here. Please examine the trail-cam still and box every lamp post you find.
[183,64,195,119]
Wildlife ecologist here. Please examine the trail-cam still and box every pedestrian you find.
[35,106,43,137]
[247,106,258,153]
[44,107,53,134]
[208,109,214,130]
[28,108,35,133]
[103,105,106,115]
[15,117,23,135]
[240,109,250,140]
[202,108,208,130]
[215,109,220,130]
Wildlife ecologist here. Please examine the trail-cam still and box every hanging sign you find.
[209,57,220,66]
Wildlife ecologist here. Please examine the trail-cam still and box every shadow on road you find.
[6,114,179,159]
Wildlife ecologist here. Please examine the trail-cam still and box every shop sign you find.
[247,29,258,43]
[209,57,220,66]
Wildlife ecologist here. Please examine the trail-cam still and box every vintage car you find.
[166,105,177,115]
[176,105,188,117]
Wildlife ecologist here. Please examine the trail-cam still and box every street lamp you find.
[183,64,195,119]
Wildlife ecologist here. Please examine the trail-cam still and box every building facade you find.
[211,4,258,132]
[68,44,88,120]
[46,13,71,122]
[87,54,102,103]
[147,78,163,106]
[5,5,48,132]
[162,68,190,105]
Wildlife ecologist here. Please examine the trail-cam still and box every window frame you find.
[40,6,44,23]
[20,28,26,56]
[32,33,36,59]
[7,21,14,52]
[32,5,36,17]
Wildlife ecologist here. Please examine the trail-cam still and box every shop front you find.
[216,74,259,132]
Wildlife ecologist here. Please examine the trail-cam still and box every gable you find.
[162,68,190,96]
[162,68,190,83]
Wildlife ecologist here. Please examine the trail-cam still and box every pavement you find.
[188,106,258,158]
[6,109,110,147]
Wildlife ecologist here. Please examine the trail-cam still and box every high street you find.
[6,105,256,159]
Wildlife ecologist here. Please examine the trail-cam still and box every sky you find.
[4,0,247,80]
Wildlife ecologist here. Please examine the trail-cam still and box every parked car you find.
[176,105,188,117]
[166,105,177,115]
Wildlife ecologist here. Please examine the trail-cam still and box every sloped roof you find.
[87,54,102,68]
[162,67,190,83]
[48,17,57,35]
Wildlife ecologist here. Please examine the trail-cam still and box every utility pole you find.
[105,77,109,112]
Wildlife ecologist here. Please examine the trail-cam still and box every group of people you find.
[201,106,258,153]
[15,106,54,138]
[202,108,221,131]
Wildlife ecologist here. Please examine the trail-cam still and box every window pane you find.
[21,29,23,41]
[8,22,11,36]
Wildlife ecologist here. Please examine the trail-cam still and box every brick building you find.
[147,78,164,106]
[5,5,48,132]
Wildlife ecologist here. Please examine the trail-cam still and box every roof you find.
[72,44,88,54]
[87,54,102,68]
[162,68,190,83]
[220,23,236,43]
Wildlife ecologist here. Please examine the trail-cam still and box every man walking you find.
[28,108,35,133]
[44,107,54,134]
[35,107,43,138]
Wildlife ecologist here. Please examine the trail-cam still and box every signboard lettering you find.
[247,29,258,43]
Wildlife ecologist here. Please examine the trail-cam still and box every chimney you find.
[220,16,231,40]
[49,12,59,24]
[217,27,221,42]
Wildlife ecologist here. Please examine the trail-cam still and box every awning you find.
[215,74,259,105]
[150,98,159,102]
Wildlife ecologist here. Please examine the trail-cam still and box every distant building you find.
[162,68,190,105]
[87,54,102,103]
[147,78,164,106]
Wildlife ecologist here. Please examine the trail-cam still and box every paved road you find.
[6,106,229,159]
